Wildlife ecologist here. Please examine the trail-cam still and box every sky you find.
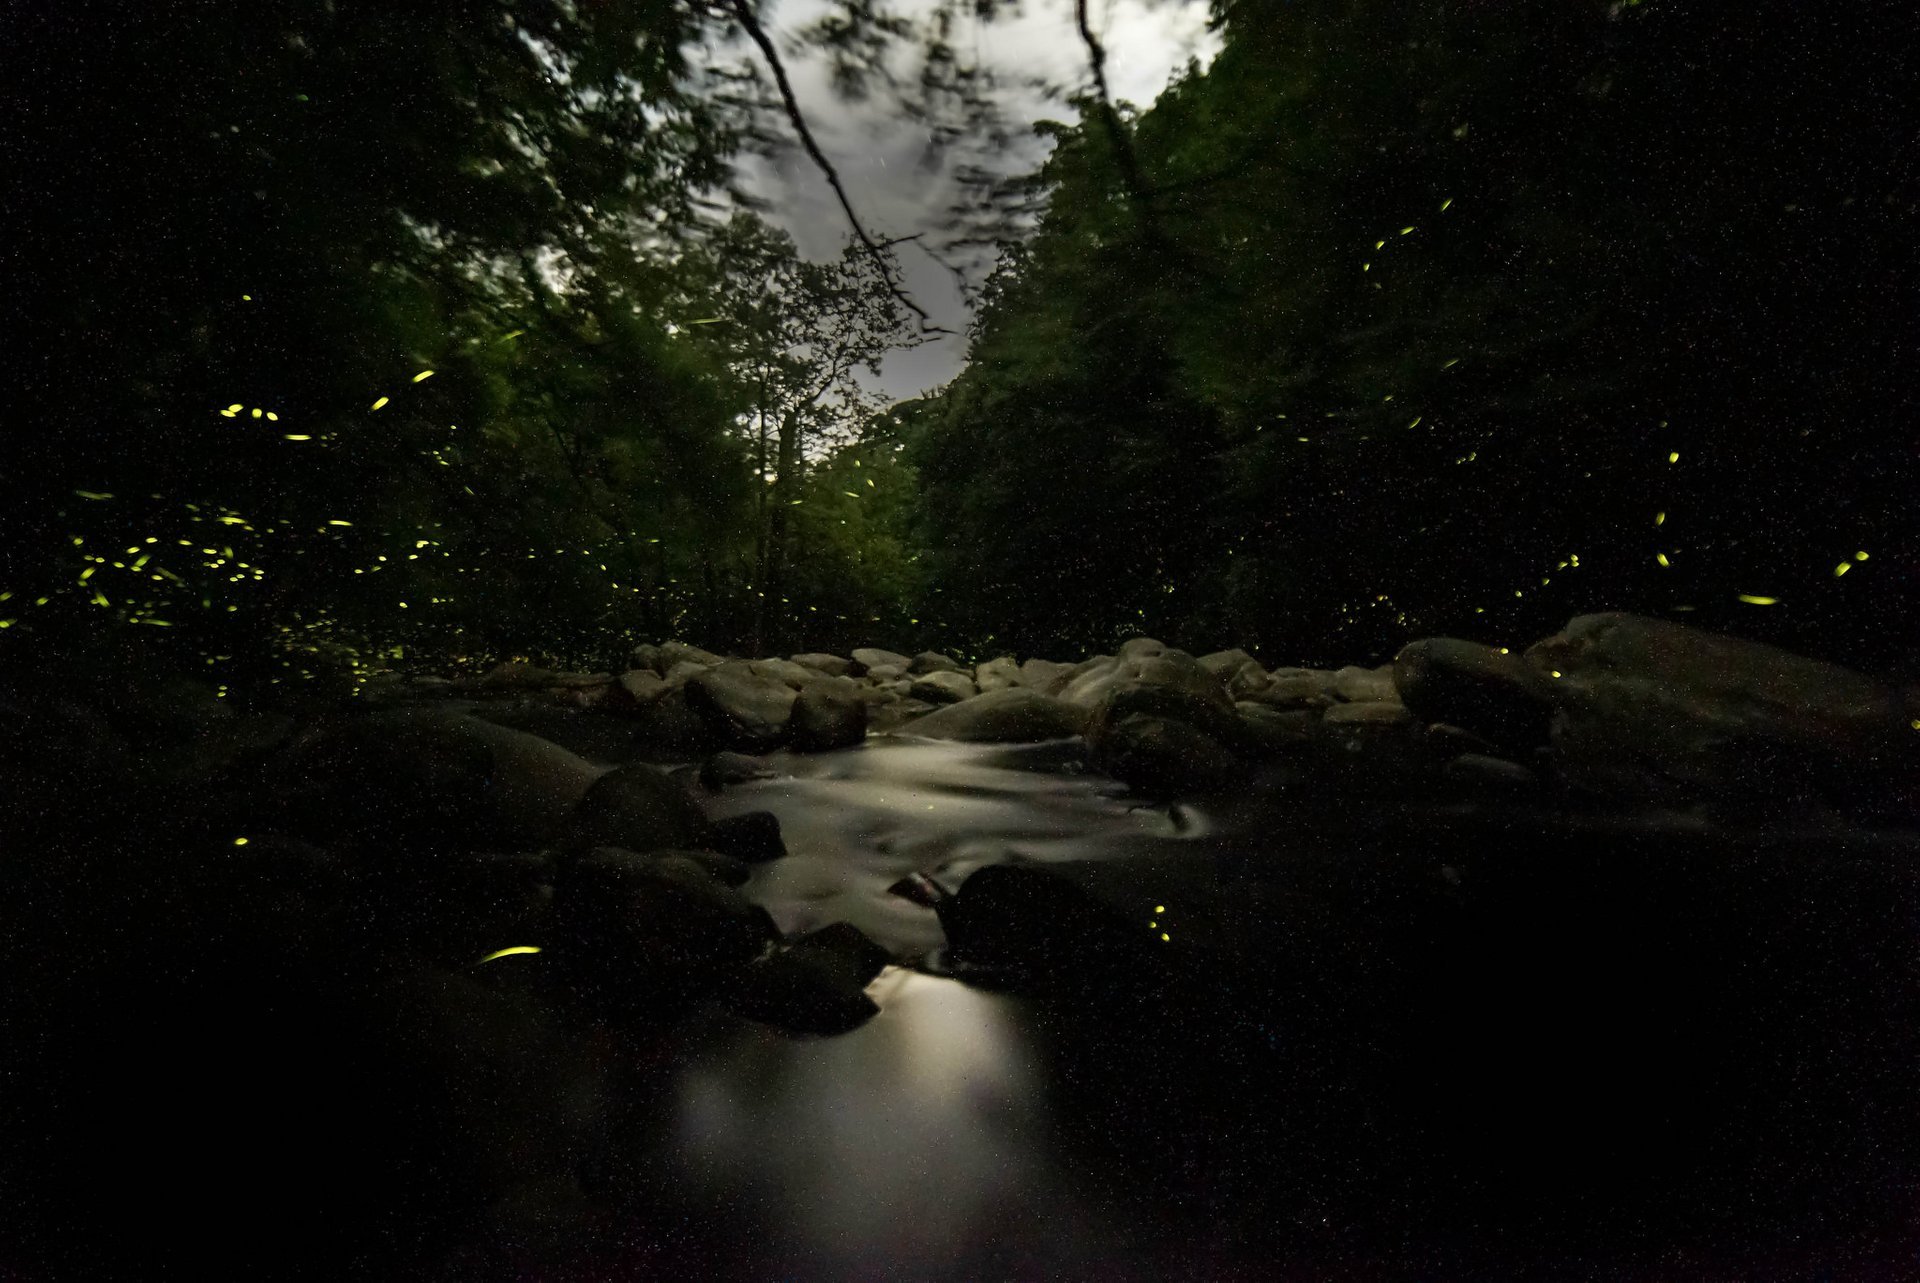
[742,0,1221,401]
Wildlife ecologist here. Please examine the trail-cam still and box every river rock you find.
[1322,701,1414,728]
[748,658,823,690]
[1248,668,1338,710]
[909,651,964,675]
[906,688,1086,742]
[1225,662,1274,701]
[699,750,777,791]
[560,761,713,855]
[276,709,605,851]
[1394,638,1553,750]
[910,671,977,705]
[789,652,853,678]
[851,647,912,675]
[663,660,710,687]
[1235,702,1318,755]
[1088,653,1239,743]
[723,922,889,1036]
[710,810,787,864]
[1092,713,1240,796]
[626,686,719,756]
[613,669,667,706]
[1332,664,1399,704]
[975,657,1021,693]
[655,640,725,672]
[1526,613,1917,813]
[552,847,776,1014]
[1016,658,1076,697]
[1198,649,1260,681]
[790,683,868,751]
[686,662,799,751]
[871,698,939,733]
[1117,637,1169,660]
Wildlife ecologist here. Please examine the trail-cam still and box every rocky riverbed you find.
[2,614,1917,1278]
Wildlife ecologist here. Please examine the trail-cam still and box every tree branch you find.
[1074,0,1158,233]
[724,0,953,336]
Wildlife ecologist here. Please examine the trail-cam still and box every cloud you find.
[744,0,1220,400]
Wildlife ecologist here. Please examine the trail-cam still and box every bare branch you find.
[1074,0,1158,230]
[724,0,954,336]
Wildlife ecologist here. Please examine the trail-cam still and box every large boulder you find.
[560,761,714,855]
[1198,648,1260,681]
[850,647,912,676]
[789,652,853,678]
[625,685,720,756]
[724,923,890,1036]
[909,671,977,705]
[1331,664,1399,704]
[1116,636,1168,660]
[906,688,1086,742]
[974,657,1021,693]
[1525,613,1917,812]
[1092,713,1240,796]
[275,709,605,851]
[1394,637,1553,750]
[553,847,776,1016]
[1087,654,1239,744]
[789,682,869,751]
[908,651,964,676]
[748,658,823,690]
[686,662,800,752]
[655,640,725,672]
[1016,658,1076,697]
[1247,668,1339,710]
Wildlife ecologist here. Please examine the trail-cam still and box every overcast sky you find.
[741,0,1220,401]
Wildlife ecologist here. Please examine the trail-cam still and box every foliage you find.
[912,0,1918,672]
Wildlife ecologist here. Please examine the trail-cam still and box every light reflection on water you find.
[672,968,1125,1278]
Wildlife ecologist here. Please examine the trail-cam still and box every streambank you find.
[2,615,1916,1278]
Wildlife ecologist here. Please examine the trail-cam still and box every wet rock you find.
[909,651,964,675]
[560,761,713,855]
[870,697,937,732]
[931,864,1148,984]
[723,923,890,1036]
[851,647,913,675]
[552,847,776,1015]
[909,671,978,705]
[1394,638,1553,750]
[748,658,822,690]
[686,661,799,752]
[276,709,604,851]
[1529,613,1916,813]
[906,688,1086,742]
[630,642,663,673]
[1087,653,1240,750]
[974,656,1021,693]
[1322,701,1414,728]
[611,669,667,708]
[790,683,868,752]
[1247,668,1339,710]
[789,652,853,678]
[1091,712,1241,796]
[1225,662,1275,701]
[1117,637,1169,660]
[1235,702,1318,755]
[1332,664,1399,703]
[710,810,787,864]
[699,750,777,791]
[663,660,710,687]
[1198,648,1260,681]
[1016,657,1076,696]
[649,846,753,888]
[626,686,719,756]
[654,640,725,672]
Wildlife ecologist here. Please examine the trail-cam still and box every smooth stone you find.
[686,661,800,752]
[850,647,913,675]
[905,688,1086,742]
[789,652,853,678]
[710,810,787,865]
[789,683,868,752]
[560,761,713,855]
[909,651,964,675]
[909,671,978,705]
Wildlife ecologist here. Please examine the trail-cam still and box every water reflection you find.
[672,968,1126,1279]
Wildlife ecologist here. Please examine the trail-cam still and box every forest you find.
[5,5,1920,1279]
[4,0,1912,691]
